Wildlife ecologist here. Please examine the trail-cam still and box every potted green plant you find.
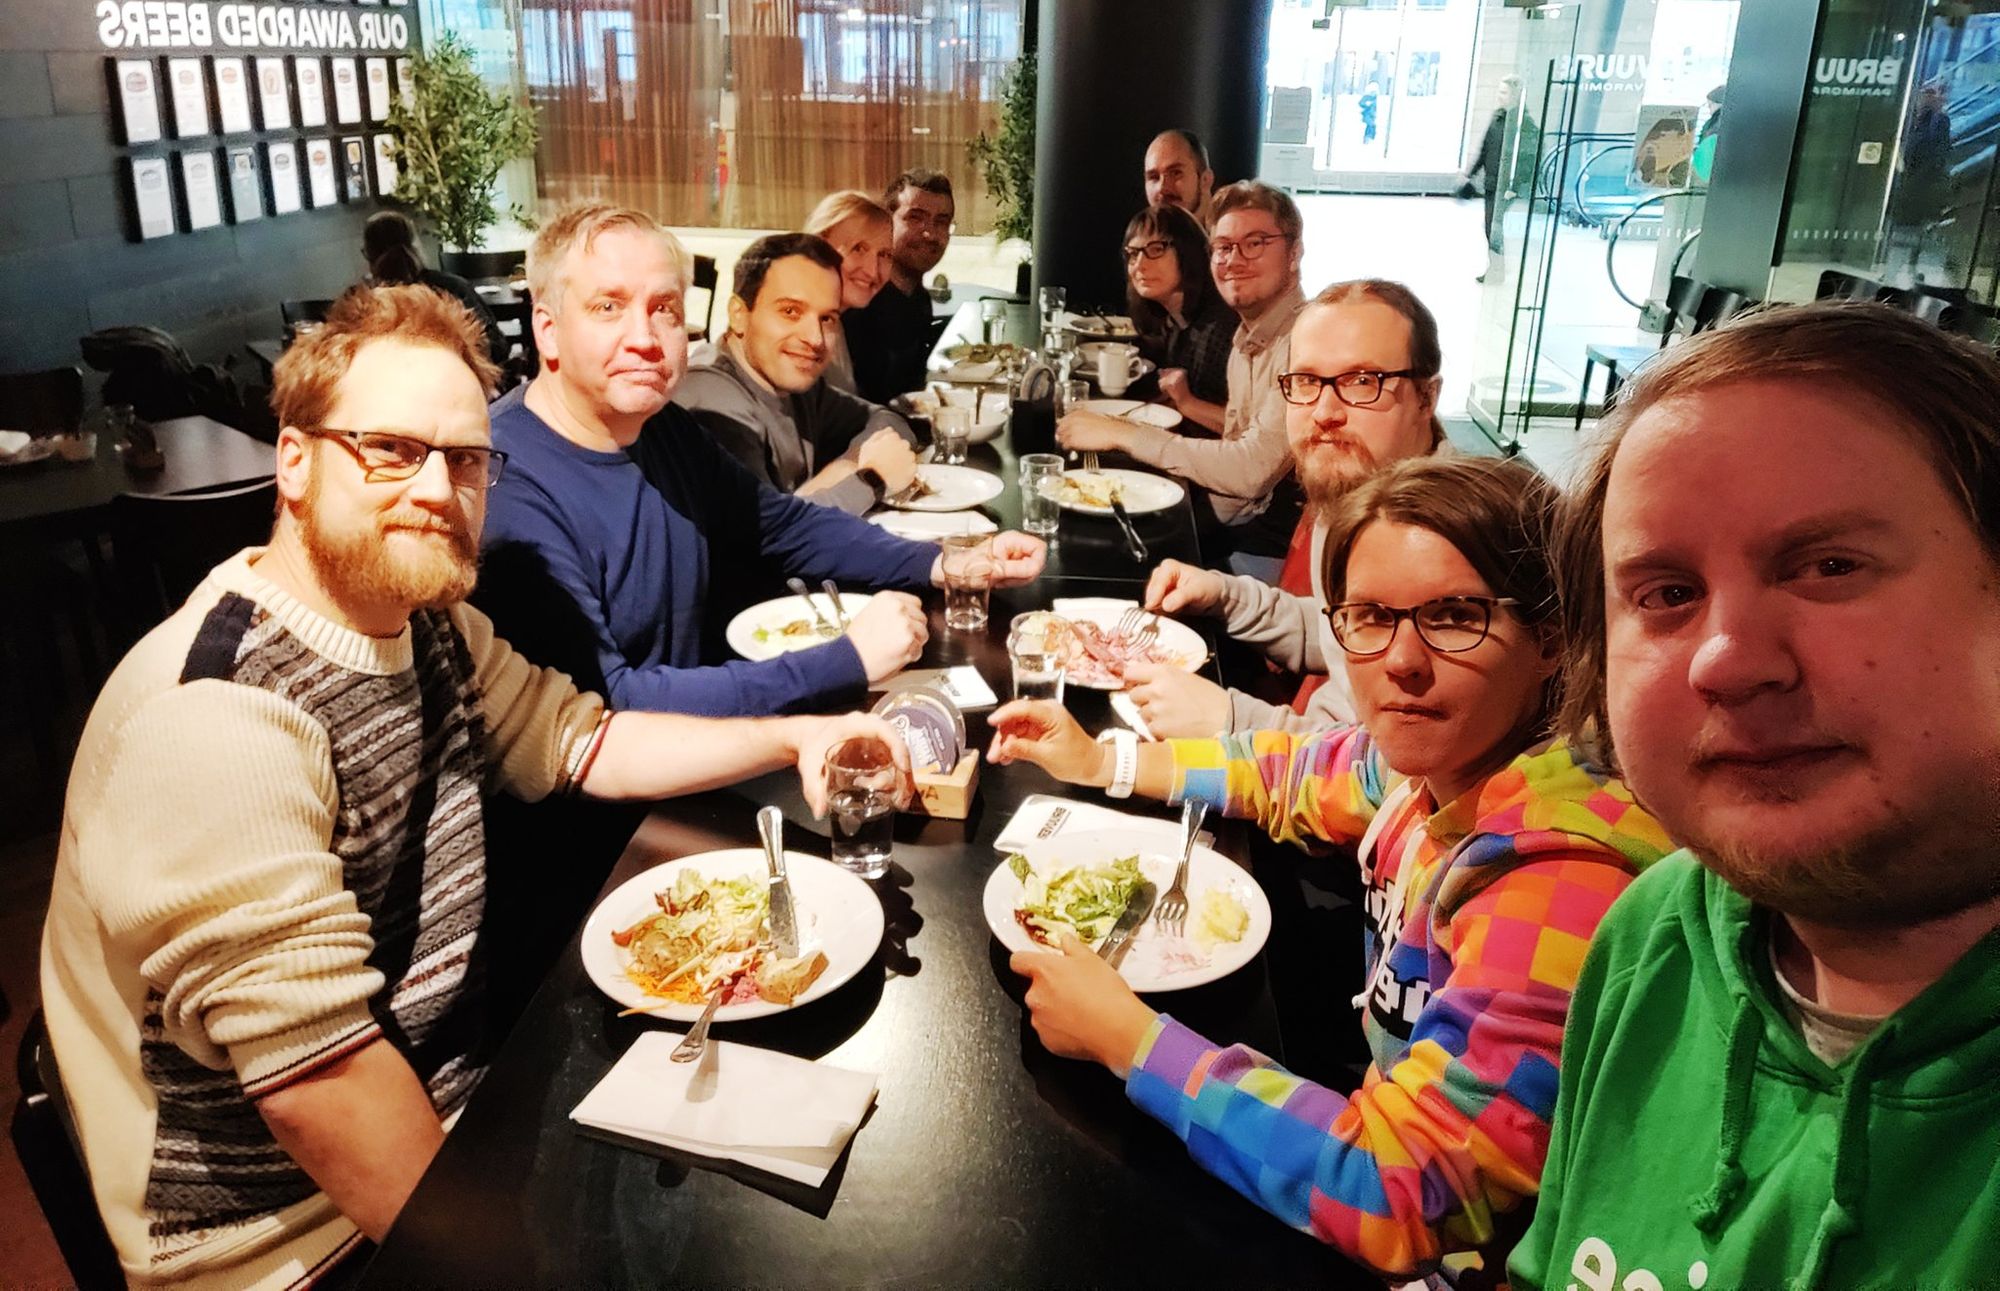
[386,31,538,271]
[968,51,1036,248]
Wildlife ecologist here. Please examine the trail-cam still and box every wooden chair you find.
[12,1011,124,1290]
[688,254,719,341]
[110,479,278,631]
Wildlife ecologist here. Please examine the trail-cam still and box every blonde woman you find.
[804,190,895,393]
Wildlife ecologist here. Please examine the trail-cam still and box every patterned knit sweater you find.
[1129,730,1672,1284]
[40,550,605,1289]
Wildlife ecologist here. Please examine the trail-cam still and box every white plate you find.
[1050,596,1208,690]
[897,388,1009,443]
[868,510,999,541]
[1045,468,1186,516]
[725,592,874,661]
[1074,399,1181,430]
[983,828,1270,992]
[0,438,55,467]
[1060,312,1138,340]
[583,849,886,1022]
[1075,345,1158,383]
[887,464,1004,512]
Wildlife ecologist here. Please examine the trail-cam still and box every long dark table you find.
[0,415,274,533]
[364,423,1363,1284]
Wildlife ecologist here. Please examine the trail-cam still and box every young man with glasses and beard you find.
[1121,280,1447,738]
[39,284,912,1289]
[1059,180,1310,578]
[1509,302,2000,1290]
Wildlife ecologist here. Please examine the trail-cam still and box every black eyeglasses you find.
[1325,596,1520,657]
[302,428,507,489]
[1277,369,1422,408]
[1122,239,1173,265]
[1209,232,1289,262]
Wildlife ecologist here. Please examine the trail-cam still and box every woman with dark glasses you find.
[1120,203,1236,430]
[987,455,1670,1286]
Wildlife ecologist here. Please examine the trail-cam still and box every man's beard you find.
[1296,433,1380,513]
[295,472,478,613]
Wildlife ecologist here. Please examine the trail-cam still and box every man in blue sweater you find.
[477,201,1045,717]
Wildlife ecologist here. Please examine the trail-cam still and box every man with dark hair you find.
[845,168,954,402]
[37,281,914,1286]
[676,231,918,514]
[1510,301,2000,1289]
[1144,128,1216,224]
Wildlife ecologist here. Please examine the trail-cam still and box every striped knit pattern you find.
[1134,732,1673,1281]
[141,595,495,1255]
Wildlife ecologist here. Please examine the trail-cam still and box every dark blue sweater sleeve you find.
[477,465,871,718]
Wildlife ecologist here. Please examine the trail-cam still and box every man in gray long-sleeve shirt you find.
[676,232,919,516]
[1126,279,1451,737]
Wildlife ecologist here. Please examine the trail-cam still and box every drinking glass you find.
[932,406,972,465]
[1018,452,1064,536]
[980,298,1009,346]
[1007,611,1071,703]
[939,533,995,630]
[1055,379,1091,419]
[825,736,899,878]
[1038,285,1066,332]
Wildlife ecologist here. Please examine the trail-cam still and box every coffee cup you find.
[1096,343,1138,396]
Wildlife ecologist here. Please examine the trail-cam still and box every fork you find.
[1083,450,1100,473]
[1153,798,1208,936]
[1115,604,1159,647]
[671,981,729,1063]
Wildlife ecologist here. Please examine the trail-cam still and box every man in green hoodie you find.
[1510,300,2000,1290]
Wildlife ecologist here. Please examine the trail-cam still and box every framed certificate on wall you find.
[212,56,253,135]
[330,58,362,125]
[113,59,162,144]
[180,151,224,230]
[370,134,399,197]
[340,135,369,201]
[267,140,303,215]
[295,57,327,129]
[304,137,339,207]
[364,58,391,122]
[130,156,175,239]
[255,57,291,130]
[166,57,209,137]
[226,146,262,222]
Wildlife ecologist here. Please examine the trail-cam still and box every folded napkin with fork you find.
[570,1032,878,1186]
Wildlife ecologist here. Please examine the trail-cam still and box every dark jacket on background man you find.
[843,279,935,403]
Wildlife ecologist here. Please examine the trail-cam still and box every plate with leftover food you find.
[1072,399,1181,430]
[726,591,875,661]
[582,848,886,1022]
[885,464,1005,512]
[982,827,1270,992]
[1044,468,1186,517]
[1050,597,1208,690]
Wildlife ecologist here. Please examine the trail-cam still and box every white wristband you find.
[1099,728,1138,799]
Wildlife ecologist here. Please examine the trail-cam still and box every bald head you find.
[1145,130,1214,215]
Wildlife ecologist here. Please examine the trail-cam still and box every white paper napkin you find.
[994,794,1215,855]
[877,665,998,710]
[0,430,30,458]
[571,1033,879,1186]
[1107,690,1157,741]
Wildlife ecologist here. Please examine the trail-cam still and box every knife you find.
[758,806,800,958]
[1097,881,1155,969]
[1109,495,1149,565]
[785,577,838,637]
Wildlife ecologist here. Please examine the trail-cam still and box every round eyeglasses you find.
[1208,232,1289,263]
[1122,239,1173,265]
[1325,596,1520,657]
[302,428,507,489]
[1277,369,1422,408]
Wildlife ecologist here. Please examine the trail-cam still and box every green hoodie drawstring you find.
[1690,1000,1762,1233]
[1791,1021,1894,1290]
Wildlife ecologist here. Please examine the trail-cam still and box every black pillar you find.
[1032,0,1273,310]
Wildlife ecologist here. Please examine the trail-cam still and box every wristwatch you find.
[1097,728,1138,799]
[855,467,887,500]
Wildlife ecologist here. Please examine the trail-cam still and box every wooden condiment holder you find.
[906,750,980,820]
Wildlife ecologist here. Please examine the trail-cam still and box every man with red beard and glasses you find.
[1119,279,1446,738]
[38,284,911,1290]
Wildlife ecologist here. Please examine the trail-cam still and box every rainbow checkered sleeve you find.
[1166,726,1390,847]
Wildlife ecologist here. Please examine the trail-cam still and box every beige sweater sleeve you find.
[453,602,608,801]
[81,681,386,1096]
[1122,336,1296,510]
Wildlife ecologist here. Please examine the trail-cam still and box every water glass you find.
[826,736,899,879]
[933,406,972,465]
[1019,452,1063,536]
[980,298,1009,346]
[1055,379,1092,420]
[1007,611,1071,704]
[1038,285,1066,331]
[939,533,995,631]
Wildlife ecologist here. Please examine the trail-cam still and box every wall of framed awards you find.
[106,1,419,242]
